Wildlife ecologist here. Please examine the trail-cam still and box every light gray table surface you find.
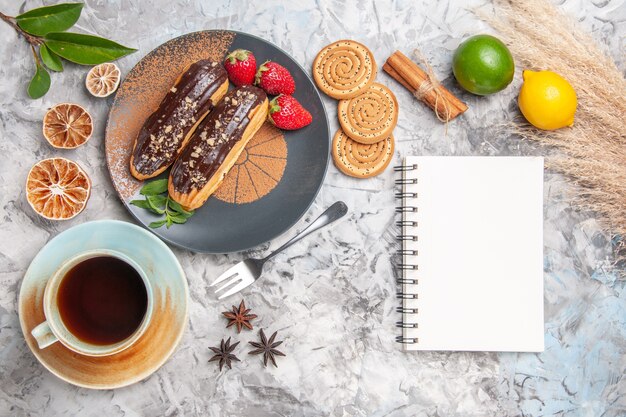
[0,0,624,416]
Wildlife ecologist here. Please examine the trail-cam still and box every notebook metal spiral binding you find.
[396,178,417,185]
[395,206,417,213]
[394,164,418,172]
[395,163,419,345]
[395,192,418,199]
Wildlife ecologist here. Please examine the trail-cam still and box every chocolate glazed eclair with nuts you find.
[169,85,268,211]
[130,60,229,180]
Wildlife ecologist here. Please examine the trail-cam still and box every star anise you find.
[248,329,286,368]
[208,337,240,371]
[222,300,258,333]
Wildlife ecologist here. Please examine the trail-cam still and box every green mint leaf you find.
[148,194,168,207]
[133,187,193,229]
[44,32,137,65]
[28,62,51,99]
[177,210,194,219]
[131,198,164,215]
[167,199,193,216]
[139,178,168,196]
[40,44,63,72]
[149,219,167,229]
[130,199,151,210]
[174,208,194,219]
[146,194,167,214]
[16,3,83,36]
[168,213,190,224]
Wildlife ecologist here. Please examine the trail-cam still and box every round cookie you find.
[332,129,394,178]
[337,82,398,144]
[313,40,377,99]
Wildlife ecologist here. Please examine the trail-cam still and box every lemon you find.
[518,70,577,130]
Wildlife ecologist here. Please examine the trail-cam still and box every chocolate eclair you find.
[130,60,229,180]
[168,85,269,210]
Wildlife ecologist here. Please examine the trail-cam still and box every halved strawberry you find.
[224,49,257,86]
[268,95,312,130]
[255,61,295,95]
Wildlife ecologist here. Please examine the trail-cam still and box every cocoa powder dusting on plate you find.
[214,122,287,204]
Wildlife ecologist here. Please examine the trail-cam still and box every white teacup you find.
[31,249,154,357]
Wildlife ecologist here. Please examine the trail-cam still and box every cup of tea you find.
[31,249,154,357]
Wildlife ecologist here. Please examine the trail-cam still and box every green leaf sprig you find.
[0,3,136,99]
[130,179,195,229]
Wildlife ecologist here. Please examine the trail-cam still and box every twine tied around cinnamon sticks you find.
[411,49,451,122]
[383,50,467,122]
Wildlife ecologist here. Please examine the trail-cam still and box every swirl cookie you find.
[332,129,394,178]
[313,40,377,99]
[337,82,398,144]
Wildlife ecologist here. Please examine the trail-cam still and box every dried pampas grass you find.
[479,0,626,264]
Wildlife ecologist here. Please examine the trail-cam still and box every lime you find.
[518,70,577,130]
[452,34,515,95]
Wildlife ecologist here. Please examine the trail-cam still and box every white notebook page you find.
[401,156,544,352]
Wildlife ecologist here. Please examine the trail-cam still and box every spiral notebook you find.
[396,156,544,352]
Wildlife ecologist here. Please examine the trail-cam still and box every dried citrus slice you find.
[85,62,121,97]
[26,158,91,220]
[43,103,93,149]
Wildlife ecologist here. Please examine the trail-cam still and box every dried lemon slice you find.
[26,158,91,220]
[85,62,121,98]
[43,103,93,149]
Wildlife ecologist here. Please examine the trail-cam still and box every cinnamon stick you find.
[382,62,413,92]
[384,50,467,121]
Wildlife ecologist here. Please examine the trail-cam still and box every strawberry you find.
[255,61,295,95]
[268,95,312,130]
[224,49,257,86]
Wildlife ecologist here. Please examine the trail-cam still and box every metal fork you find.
[210,201,348,299]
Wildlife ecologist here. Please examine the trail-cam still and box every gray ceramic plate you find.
[105,30,329,253]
